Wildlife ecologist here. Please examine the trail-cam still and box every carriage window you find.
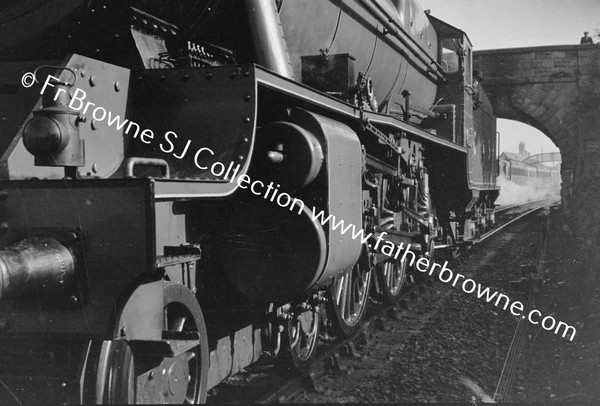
[441,38,460,73]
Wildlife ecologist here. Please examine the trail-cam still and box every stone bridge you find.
[474,44,600,248]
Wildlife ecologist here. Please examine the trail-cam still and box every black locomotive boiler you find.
[0,0,499,403]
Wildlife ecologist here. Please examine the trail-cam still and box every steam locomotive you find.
[0,0,499,403]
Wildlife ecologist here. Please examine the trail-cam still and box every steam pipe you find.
[0,236,75,301]
[244,0,295,79]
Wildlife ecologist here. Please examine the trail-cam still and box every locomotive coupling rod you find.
[0,236,75,302]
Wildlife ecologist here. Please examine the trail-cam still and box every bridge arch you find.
[474,44,600,242]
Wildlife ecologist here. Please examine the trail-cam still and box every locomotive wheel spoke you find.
[376,258,407,304]
[346,273,354,321]
[186,350,197,362]
[171,316,187,332]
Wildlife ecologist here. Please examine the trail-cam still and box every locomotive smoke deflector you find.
[22,68,84,178]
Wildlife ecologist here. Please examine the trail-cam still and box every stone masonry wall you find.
[474,44,600,274]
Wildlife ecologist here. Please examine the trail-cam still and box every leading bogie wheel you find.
[93,339,136,404]
[158,282,209,404]
[284,306,320,372]
[96,282,209,404]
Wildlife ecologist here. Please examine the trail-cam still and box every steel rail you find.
[493,203,552,402]
[254,283,423,404]
[479,197,559,244]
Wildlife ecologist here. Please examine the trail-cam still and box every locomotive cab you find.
[426,14,475,146]
[423,14,499,243]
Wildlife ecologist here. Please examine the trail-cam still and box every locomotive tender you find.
[0,0,499,403]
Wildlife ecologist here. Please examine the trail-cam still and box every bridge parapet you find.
[476,45,599,85]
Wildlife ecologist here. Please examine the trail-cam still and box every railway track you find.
[207,197,561,404]
[480,197,560,243]
[492,202,554,402]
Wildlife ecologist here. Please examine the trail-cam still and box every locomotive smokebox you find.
[0,236,76,302]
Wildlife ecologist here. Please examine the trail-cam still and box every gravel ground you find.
[516,207,600,403]
[292,206,598,404]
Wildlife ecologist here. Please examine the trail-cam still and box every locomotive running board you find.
[143,63,463,200]
[254,65,467,153]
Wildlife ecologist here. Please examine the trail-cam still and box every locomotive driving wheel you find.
[328,262,372,337]
[376,258,407,304]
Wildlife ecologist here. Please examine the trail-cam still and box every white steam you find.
[496,174,560,205]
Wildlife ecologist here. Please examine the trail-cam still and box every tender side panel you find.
[469,90,498,190]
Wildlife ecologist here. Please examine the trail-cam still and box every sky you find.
[419,0,600,155]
